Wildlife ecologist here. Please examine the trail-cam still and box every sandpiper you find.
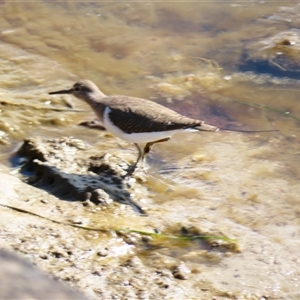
[49,80,219,174]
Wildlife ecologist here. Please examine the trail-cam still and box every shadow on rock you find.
[14,137,146,215]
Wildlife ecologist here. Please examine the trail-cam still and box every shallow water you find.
[0,1,300,299]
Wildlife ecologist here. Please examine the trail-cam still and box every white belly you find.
[103,107,179,143]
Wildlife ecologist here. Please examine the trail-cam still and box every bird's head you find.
[49,79,105,103]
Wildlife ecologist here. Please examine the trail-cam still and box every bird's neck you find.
[81,90,105,106]
[81,91,107,122]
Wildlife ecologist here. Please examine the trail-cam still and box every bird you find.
[49,79,219,175]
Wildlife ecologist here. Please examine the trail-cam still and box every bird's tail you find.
[194,121,278,133]
[196,121,219,132]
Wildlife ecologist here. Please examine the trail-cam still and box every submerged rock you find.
[242,29,300,78]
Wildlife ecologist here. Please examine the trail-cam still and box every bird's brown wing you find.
[105,96,201,134]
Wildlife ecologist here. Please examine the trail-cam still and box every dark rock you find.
[0,248,88,300]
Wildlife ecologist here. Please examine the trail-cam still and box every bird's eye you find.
[74,86,81,92]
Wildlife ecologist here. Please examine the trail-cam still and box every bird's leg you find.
[143,137,170,161]
[126,143,143,176]
[126,138,170,177]
[134,143,144,166]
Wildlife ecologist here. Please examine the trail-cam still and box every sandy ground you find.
[1,134,300,300]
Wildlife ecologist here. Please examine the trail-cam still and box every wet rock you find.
[16,136,147,214]
[90,189,113,205]
[172,262,191,280]
[242,29,300,78]
[96,248,109,257]
[78,119,106,130]
[179,225,240,253]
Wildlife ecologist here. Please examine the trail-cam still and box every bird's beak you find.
[49,88,73,95]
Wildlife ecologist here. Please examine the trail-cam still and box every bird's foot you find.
[123,161,148,179]
[124,165,136,178]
